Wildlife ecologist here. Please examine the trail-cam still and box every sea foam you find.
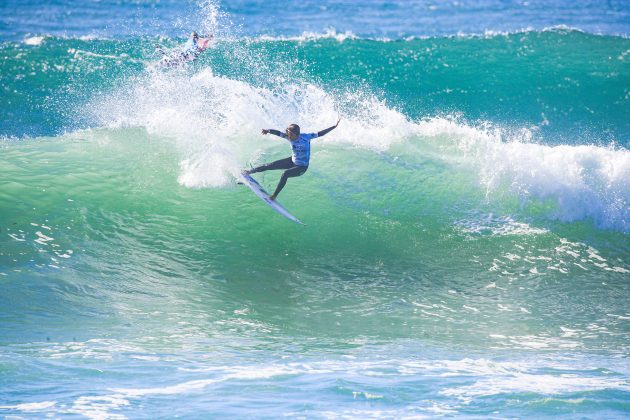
[416,117,630,231]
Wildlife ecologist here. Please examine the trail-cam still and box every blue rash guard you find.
[280,132,319,166]
[246,124,337,198]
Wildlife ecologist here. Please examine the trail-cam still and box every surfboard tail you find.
[240,173,304,225]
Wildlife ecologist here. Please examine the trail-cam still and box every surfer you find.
[180,31,211,61]
[243,118,341,200]
[156,31,212,67]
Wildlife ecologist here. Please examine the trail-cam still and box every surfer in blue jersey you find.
[244,118,341,200]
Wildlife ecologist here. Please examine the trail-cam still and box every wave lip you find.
[416,117,630,232]
[257,27,359,43]
[23,35,46,45]
[246,25,629,43]
[479,141,630,232]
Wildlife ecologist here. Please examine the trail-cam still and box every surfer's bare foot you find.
[269,194,277,201]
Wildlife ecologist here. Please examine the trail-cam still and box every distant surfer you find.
[155,31,212,67]
[243,118,341,200]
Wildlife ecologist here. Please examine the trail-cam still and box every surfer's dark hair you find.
[287,124,300,134]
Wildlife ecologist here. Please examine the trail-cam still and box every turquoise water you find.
[1,1,629,418]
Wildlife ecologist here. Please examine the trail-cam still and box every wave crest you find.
[87,57,629,232]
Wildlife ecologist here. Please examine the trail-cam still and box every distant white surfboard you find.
[240,172,304,225]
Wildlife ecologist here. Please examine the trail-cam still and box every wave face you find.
[1,1,629,418]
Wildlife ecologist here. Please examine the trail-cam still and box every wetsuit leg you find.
[248,157,294,174]
[272,165,308,197]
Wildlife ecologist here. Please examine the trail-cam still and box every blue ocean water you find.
[1,1,629,418]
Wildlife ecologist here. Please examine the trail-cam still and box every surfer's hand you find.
[335,117,341,127]
[261,129,270,135]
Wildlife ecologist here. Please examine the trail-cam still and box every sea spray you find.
[413,118,630,231]
[1,1,629,418]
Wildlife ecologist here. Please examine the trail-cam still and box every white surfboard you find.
[240,172,304,225]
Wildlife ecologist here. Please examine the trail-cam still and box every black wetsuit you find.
[248,124,338,197]
[248,157,308,197]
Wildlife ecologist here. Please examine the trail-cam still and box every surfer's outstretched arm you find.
[317,118,341,137]
[261,129,287,138]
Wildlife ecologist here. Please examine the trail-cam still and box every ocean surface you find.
[1,1,629,418]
